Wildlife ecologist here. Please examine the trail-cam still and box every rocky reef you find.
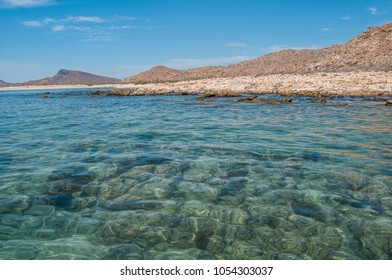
[108,71,392,98]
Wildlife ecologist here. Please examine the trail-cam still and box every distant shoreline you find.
[1,71,391,97]
[0,84,114,91]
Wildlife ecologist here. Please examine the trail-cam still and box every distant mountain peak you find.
[0,79,12,87]
[19,69,120,86]
[57,69,70,76]
[123,22,392,84]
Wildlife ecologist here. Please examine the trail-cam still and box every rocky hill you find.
[19,69,120,86]
[0,79,12,87]
[123,22,392,83]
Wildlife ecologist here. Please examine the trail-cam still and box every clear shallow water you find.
[0,89,391,260]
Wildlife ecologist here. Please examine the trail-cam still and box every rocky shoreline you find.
[106,71,392,98]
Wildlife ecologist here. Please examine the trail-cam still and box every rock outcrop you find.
[109,71,392,97]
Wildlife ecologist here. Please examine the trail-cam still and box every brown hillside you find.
[123,22,392,83]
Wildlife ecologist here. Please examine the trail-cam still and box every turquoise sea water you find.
[0,89,391,260]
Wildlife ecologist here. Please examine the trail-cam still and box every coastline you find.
[1,71,391,97]
[0,84,114,91]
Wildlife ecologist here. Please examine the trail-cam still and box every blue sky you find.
[0,0,391,82]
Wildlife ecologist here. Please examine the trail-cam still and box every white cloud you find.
[18,14,155,41]
[1,0,55,8]
[22,20,43,27]
[65,16,105,23]
[368,7,383,15]
[80,36,114,42]
[72,26,91,31]
[109,25,137,30]
[51,24,93,32]
[322,27,331,31]
[43,17,55,23]
[19,15,145,30]
[166,56,251,69]
[115,15,138,21]
[341,16,352,20]
[20,16,106,28]
[52,24,65,32]
[19,16,106,33]
[225,42,247,47]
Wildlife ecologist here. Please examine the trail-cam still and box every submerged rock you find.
[302,151,322,162]
[227,169,248,178]
[194,229,214,250]
[203,90,242,98]
[291,200,327,223]
[235,96,293,104]
[312,96,327,103]
[102,199,163,211]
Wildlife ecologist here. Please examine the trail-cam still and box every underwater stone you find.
[209,207,248,225]
[181,201,210,217]
[206,177,226,186]
[33,194,74,209]
[138,226,172,246]
[81,183,102,197]
[176,162,191,174]
[0,195,30,214]
[98,182,133,199]
[170,230,196,244]
[44,215,78,237]
[214,224,253,241]
[194,228,214,250]
[183,247,217,260]
[245,204,291,218]
[0,225,18,240]
[135,155,171,166]
[253,216,296,231]
[49,182,82,196]
[48,169,96,185]
[292,200,327,223]
[95,220,139,245]
[124,165,156,175]
[135,177,176,199]
[206,237,226,254]
[273,238,307,255]
[330,250,361,260]
[154,163,179,176]
[305,243,336,259]
[183,170,212,181]
[227,169,249,178]
[102,199,163,211]
[0,214,42,229]
[302,151,322,162]
[23,205,55,216]
[107,244,144,260]
[177,181,218,202]
[75,218,104,235]
[33,229,57,240]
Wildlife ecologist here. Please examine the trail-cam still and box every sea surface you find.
[0,89,391,260]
